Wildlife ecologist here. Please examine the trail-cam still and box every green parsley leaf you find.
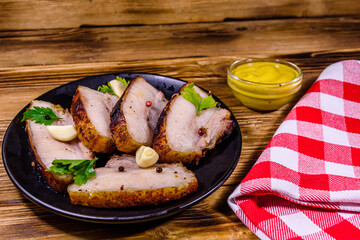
[97,76,128,95]
[97,82,114,95]
[181,83,201,112]
[73,161,96,185]
[200,95,218,111]
[116,76,128,87]
[46,158,98,186]
[180,83,218,116]
[21,106,61,125]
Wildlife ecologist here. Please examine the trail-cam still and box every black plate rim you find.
[2,72,242,223]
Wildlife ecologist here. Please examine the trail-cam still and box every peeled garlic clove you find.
[47,125,78,142]
[136,146,159,168]
[109,79,127,98]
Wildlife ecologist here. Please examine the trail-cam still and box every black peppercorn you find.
[118,166,125,172]
[44,114,51,120]
[156,167,162,173]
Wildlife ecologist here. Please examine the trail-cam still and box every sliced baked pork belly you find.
[110,77,168,153]
[153,83,235,165]
[26,100,93,192]
[71,86,118,153]
[67,155,198,208]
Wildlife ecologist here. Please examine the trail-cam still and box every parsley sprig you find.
[116,76,128,87]
[97,76,128,95]
[180,83,218,116]
[21,106,61,125]
[46,158,98,186]
[97,83,113,95]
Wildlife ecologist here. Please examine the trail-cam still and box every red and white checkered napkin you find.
[228,60,360,240]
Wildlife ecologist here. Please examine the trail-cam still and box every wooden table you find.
[0,1,359,239]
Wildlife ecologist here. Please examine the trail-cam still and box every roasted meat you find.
[153,83,235,165]
[71,85,118,153]
[26,100,93,192]
[67,155,198,208]
[110,77,168,153]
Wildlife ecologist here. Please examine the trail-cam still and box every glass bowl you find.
[227,58,303,111]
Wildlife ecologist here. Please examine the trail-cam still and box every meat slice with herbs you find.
[67,155,198,208]
[153,83,235,165]
[110,77,168,153]
[25,100,93,192]
[71,85,118,153]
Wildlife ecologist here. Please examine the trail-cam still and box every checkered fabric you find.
[228,60,360,240]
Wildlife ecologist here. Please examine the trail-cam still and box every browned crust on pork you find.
[110,77,146,153]
[68,179,198,208]
[26,114,73,193]
[153,84,202,165]
[71,86,116,153]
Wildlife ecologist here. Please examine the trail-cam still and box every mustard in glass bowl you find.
[227,58,303,111]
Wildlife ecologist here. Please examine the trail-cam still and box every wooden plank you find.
[0,17,359,68]
[0,46,356,118]
[0,14,359,238]
[0,51,333,121]
[0,55,272,239]
[1,0,360,30]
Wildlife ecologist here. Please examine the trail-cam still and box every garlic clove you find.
[109,79,127,98]
[47,125,78,142]
[136,146,159,168]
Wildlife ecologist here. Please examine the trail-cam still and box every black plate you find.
[2,73,242,223]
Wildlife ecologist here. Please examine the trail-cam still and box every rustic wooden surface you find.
[1,0,360,30]
[0,1,359,239]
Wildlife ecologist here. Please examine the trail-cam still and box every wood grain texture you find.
[1,17,359,68]
[0,63,354,239]
[1,0,360,30]
[1,1,360,238]
[0,55,297,239]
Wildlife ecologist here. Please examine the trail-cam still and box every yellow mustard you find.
[227,59,302,111]
[232,62,299,84]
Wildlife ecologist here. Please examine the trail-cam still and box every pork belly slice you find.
[71,85,118,153]
[110,77,168,153]
[67,155,198,208]
[153,83,235,165]
[26,100,93,192]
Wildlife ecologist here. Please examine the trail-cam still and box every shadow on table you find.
[25,200,176,239]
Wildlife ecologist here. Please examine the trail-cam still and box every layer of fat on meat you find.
[105,154,139,168]
[78,86,118,138]
[166,96,201,152]
[148,91,168,131]
[196,108,233,149]
[28,100,92,169]
[68,155,196,192]
[166,85,232,153]
[166,85,210,152]
[122,77,168,144]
